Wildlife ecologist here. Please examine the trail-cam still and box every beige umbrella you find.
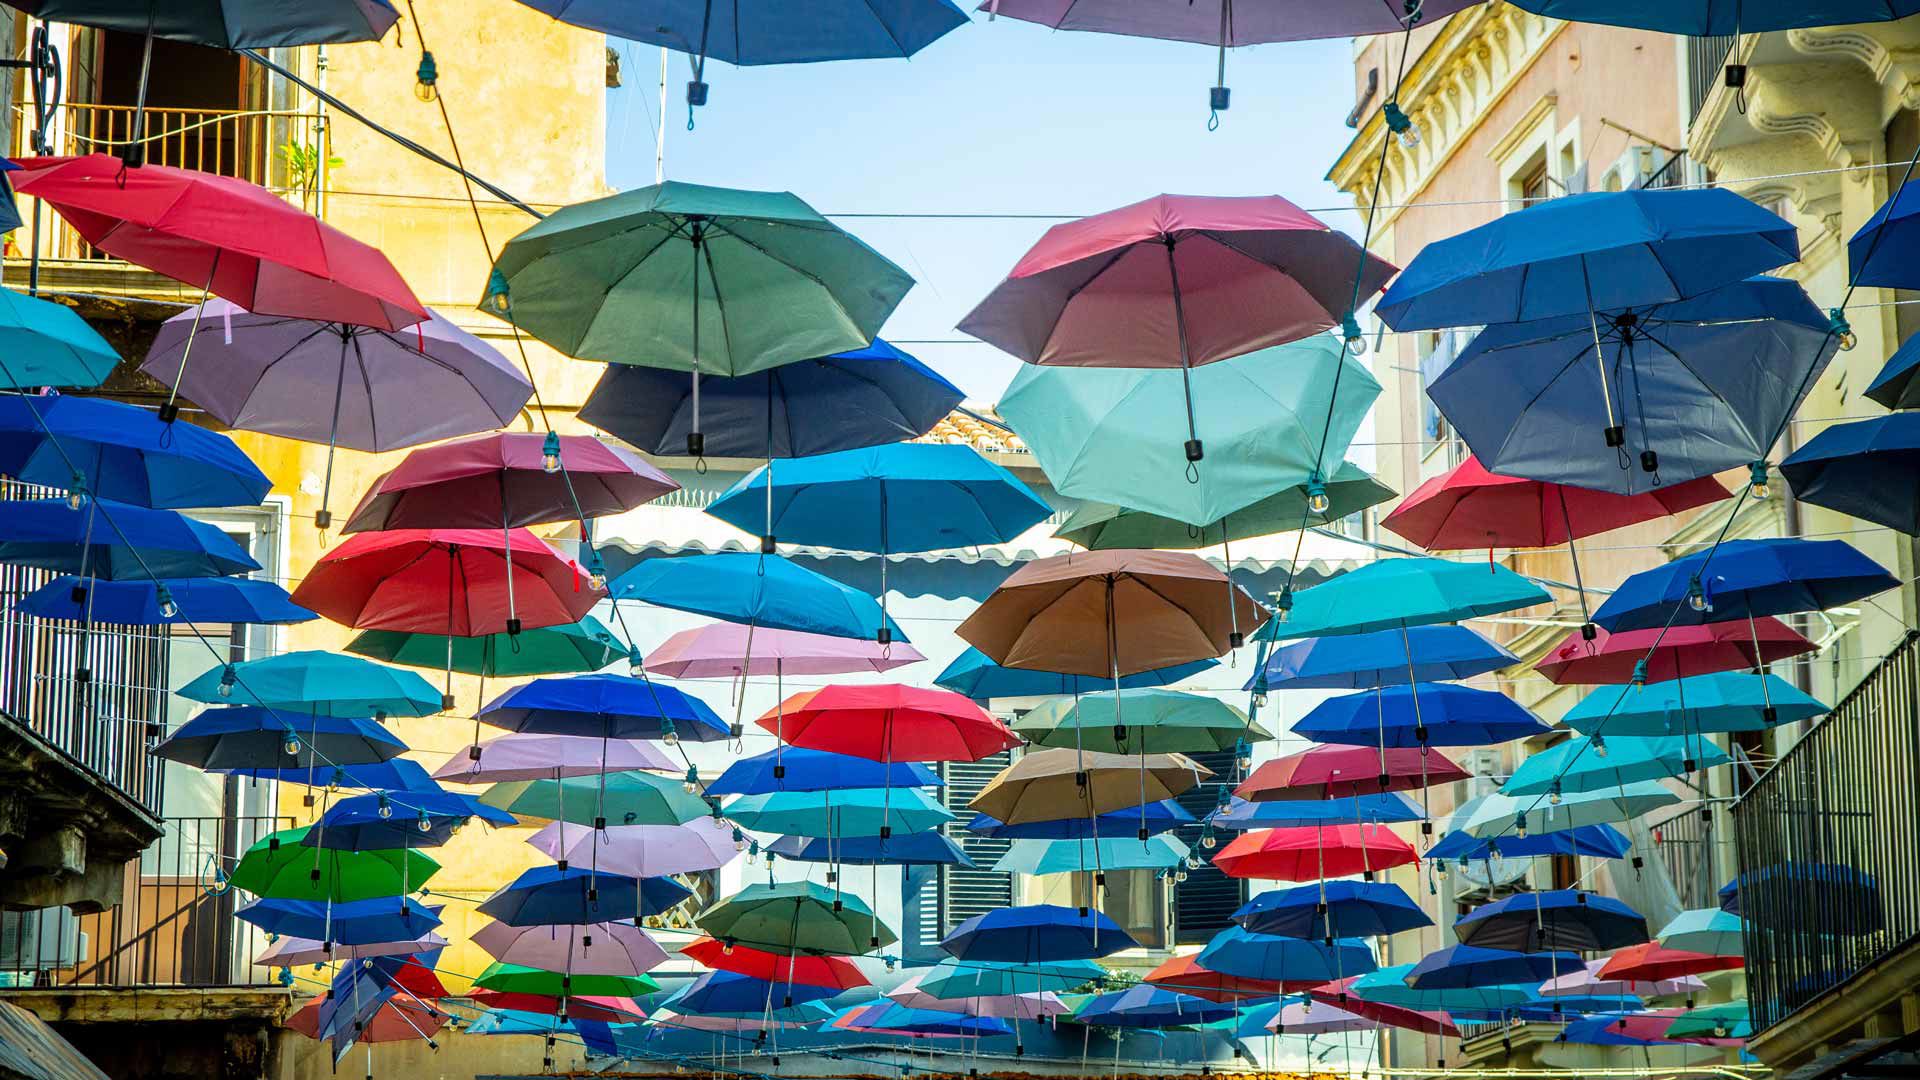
[968,748,1211,824]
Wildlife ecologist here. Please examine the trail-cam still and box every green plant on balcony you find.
[278,140,341,213]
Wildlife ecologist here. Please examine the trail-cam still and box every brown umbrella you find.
[968,747,1211,824]
[956,550,1267,678]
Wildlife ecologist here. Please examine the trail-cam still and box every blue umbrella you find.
[1592,538,1899,633]
[1510,0,1919,33]
[1781,413,1920,534]
[722,788,953,838]
[1262,557,1550,640]
[0,161,18,236]
[1197,926,1375,983]
[671,971,841,1014]
[1454,891,1650,953]
[1404,945,1583,990]
[1251,625,1515,691]
[235,895,441,946]
[1565,673,1824,736]
[177,650,445,718]
[476,866,693,926]
[1208,793,1424,831]
[1375,189,1796,331]
[0,287,120,388]
[477,673,729,742]
[767,831,972,867]
[1555,1016,1663,1047]
[15,574,312,624]
[610,553,903,642]
[214,757,444,793]
[1851,175,1920,290]
[305,789,515,851]
[707,746,939,796]
[1076,985,1233,1028]
[938,646,1216,700]
[852,1004,1013,1038]
[0,498,260,579]
[1348,964,1535,1013]
[1863,331,1920,410]
[153,706,405,770]
[1292,683,1550,748]
[0,394,270,509]
[941,904,1138,962]
[1720,862,1878,922]
[1513,994,1644,1021]
[579,340,964,459]
[1426,823,1632,864]
[966,799,1194,840]
[1504,735,1729,796]
[1232,881,1432,941]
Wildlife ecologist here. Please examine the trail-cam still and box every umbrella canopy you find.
[941,904,1136,962]
[0,499,259,579]
[433,733,674,785]
[1292,684,1550,748]
[579,339,962,459]
[1254,625,1516,690]
[305,789,515,851]
[4,0,399,46]
[1535,618,1815,685]
[154,707,404,770]
[472,920,668,978]
[0,394,269,509]
[476,866,693,926]
[1213,824,1419,881]
[1209,793,1424,830]
[1384,456,1728,549]
[968,799,1195,840]
[936,647,1215,700]
[888,976,1066,1018]
[968,747,1209,824]
[527,817,739,878]
[220,757,442,792]
[229,825,436,902]
[1664,1001,1752,1040]
[1459,782,1681,839]
[1263,557,1549,640]
[291,528,600,636]
[1406,945,1583,990]
[1454,891,1651,952]
[478,674,728,741]
[975,0,1480,43]
[255,928,449,969]
[1233,881,1432,940]
[473,963,659,1000]
[1504,735,1729,797]
[696,882,895,956]
[993,836,1189,875]
[1236,745,1470,802]
[1012,689,1264,754]
[1142,954,1285,1004]
[467,992,644,1023]
[1308,976,1458,1035]
[1426,822,1634,864]
[1510,0,1920,34]
[1539,958,1705,1000]
[1865,330,1920,410]
[1781,413,1920,534]
[479,770,711,827]
[8,155,425,330]
[235,895,440,946]
[1658,909,1746,957]
[722,788,954,838]
[1056,460,1394,550]
[1076,985,1234,1027]
[916,957,1106,998]
[349,617,624,681]
[998,338,1380,518]
[0,286,119,388]
[1347,963,1535,1013]
[1375,189,1796,330]
[670,971,840,1014]
[286,995,444,1045]
[1599,942,1744,983]
[177,650,442,717]
[1269,999,1373,1036]
[16,574,311,625]
[1592,538,1899,632]
[341,432,677,533]
[959,550,1266,676]
[1197,926,1375,984]
[681,937,868,990]
[768,831,973,866]
[842,1003,1010,1038]
[512,0,965,63]
[1563,674,1825,736]
[611,552,903,641]
[707,747,939,796]
[1721,861,1879,918]
[757,684,1019,762]
[647,624,921,679]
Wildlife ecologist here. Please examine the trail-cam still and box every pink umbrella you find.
[647,623,924,679]
[471,919,668,978]
[887,974,1069,1019]
[1538,959,1705,1001]
[526,817,741,878]
[1270,1000,1372,1036]
[433,732,675,784]
[958,193,1397,460]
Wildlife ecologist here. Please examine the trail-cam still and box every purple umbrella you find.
[1271,1000,1373,1036]
[527,816,741,878]
[141,299,533,527]
[646,623,925,679]
[254,925,451,970]
[471,919,668,978]
[433,732,676,785]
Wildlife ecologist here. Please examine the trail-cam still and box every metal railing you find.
[1687,34,1737,129]
[1651,803,1725,912]
[1731,631,1920,1032]
[0,815,294,988]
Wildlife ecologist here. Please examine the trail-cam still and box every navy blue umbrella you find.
[1851,176,1920,290]
[214,757,444,793]
[1250,626,1515,691]
[1208,793,1423,831]
[1425,823,1632,863]
[153,706,405,770]
[939,646,1216,700]
[671,970,841,1014]
[1076,985,1234,1027]
[767,831,973,867]
[235,895,441,946]
[611,553,904,643]
[1720,862,1878,925]
[1233,881,1432,941]
[579,340,963,459]
[1429,276,1837,494]
[1292,683,1550,748]
[1592,538,1899,633]
[477,673,729,741]
[0,498,259,579]
[3,0,400,47]
[476,865,693,926]
[965,799,1194,840]
[707,746,939,796]
[1781,414,1920,535]
[16,574,312,624]
[1196,926,1375,983]
[1404,945,1583,990]
[941,904,1137,962]
[0,394,270,509]
[305,789,515,851]
[1454,891,1650,953]
[1506,0,1920,34]
[1866,332,1920,410]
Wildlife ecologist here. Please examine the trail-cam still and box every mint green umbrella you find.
[1012,689,1269,754]
[479,770,710,826]
[346,617,623,677]
[1504,735,1730,797]
[1564,673,1826,737]
[1657,908,1745,957]
[1260,557,1551,641]
[1460,782,1680,839]
[993,835,1189,875]
[1055,461,1394,550]
[998,337,1380,526]
[1664,1001,1751,1039]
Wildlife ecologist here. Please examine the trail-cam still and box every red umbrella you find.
[1235,745,1468,802]
[758,684,1021,763]
[1597,942,1744,983]
[7,155,426,331]
[1144,953,1296,1002]
[958,193,1396,460]
[1213,824,1418,881]
[468,991,645,1023]
[1536,618,1816,685]
[683,936,869,991]
[1308,977,1458,1037]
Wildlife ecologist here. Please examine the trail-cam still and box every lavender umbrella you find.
[526,817,742,878]
[646,623,925,679]
[1270,1000,1372,1036]
[471,919,668,978]
[253,926,451,970]
[433,732,676,785]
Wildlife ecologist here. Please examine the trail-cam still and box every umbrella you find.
[707,747,938,796]
[1253,625,1516,691]
[1385,455,1728,551]
[579,339,962,459]
[433,733,674,785]
[1657,909,1745,957]
[305,789,515,851]
[1539,958,1705,1000]
[255,928,449,970]
[2,0,399,46]
[153,707,404,770]
[0,394,269,509]
[1262,557,1549,640]
[1349,969,1536,1015]
[1057,461,1394,551]
[768,831,972,867]
[235,896,441,946]
[1509,0,1920,35]
[1429,276,1838,494]
[476,866,693,926]
[1076,985,1233,1027]
[1552,1016,1666,1047]
[219,758,443,793]
[1233,881,1432,940]
[1598,942,1744,983]
[1562,673,1825,736]
[1405,945,1582,990]
[611,552,903,642]
[1235,745,1469,801]
[287,995,445,1045]
[647,624,921,679]
[15,574,311,625]
[941,904,1136,962]
[670,971,840,1014]
[1268,999,1373,1036]
[478,674,728,742]
[1458,782,1680,839]
[1781,413,1920,534]
[1213,825,1419,881]
[936,647,1216,700]
[842,1004,1010,1038]
[229,826,437,903]
[888,975,1066,1018]
[474,963,659,1000]
[653,1008,820,1033]
[1504,735,1729,797]
[968,799,1194,840]
[1534,618,1814,685]
[1864,330,1920,409]
[993,836,1189,875]
[968,748,1210,825]
[1426,823,1633,864]
[473,920,668,977]
[480,771,711,827]
[1454,891,1650,953]
[960,550,1266,674]
[0,286,119,388]
[758,684,1019,762]
[999,339,1380,518]
[1142,955,1284,1004]
[527,817,739,877]
[291,528,600,637]
[0,499,259,579]
[964,194,1394,462]
[696,882,895,955]
[1308,975,1458,1035]
[1664,1001,1752,1040]
[722,788,954,838]
[916,957,1106,998]
[467,992,644,1023]
[1292,684,1549,748]
[1592,538,1898,633]
[349,618,624,683]
[1012,690,1266,754]
[487,181,913,454]
[7,155,425,330]
[1196,927,1375,984]
[1720,862,1878,919]
[178,651,444,718]
[1208,793,1423,831]
[681,937,868,990]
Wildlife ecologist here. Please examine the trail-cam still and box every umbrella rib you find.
[707,223,868,345]
[1478,336,1603,472]
[226,321,336,420]
[1031,246,1138,361]
[699,239,741,374]
[853,0,910,56]
[350,332,383,452]
[1634,325,1750,441]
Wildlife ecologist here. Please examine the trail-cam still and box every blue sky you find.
[604,16,1367,401]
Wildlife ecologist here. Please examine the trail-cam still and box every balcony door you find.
[85,30,264,180]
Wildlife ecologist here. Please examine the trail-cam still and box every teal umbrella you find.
[1011,689,1269,754]
[1348,964,1534,1013]
[1055,460,1395,549]
[1664,1001,1751,1040]
[1503,735,1730,797]
[695,881,895,955]
[992,835,1189,875]
[176,650,442,718]
[487,181,914,456]
[1563,673,1826,737]
[1657,908,1745,957]
[1460,782,1680,840]
[1260,557,1550,640]
[721,788,953,838]
[915,957,1106,998]
[0,288,120,388]
[479,770,711,826]
[998,337,1379,526]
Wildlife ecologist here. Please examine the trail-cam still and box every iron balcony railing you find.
[1687,34,1737,129]
[1731,631,1920,1032]
[1652,803,1726,912]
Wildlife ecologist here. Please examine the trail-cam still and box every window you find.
[1518,159,1551,205]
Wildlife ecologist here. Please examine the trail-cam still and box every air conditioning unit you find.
[0,908,89,970]
[1460,747,1501,778]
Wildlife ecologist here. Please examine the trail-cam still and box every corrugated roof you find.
[0,1001,110,1080]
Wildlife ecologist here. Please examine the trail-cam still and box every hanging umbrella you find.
[1507,0,1920,34]
[889,975,1067,1018]
[255,927,449,970]
[478,674,728,741]
[842,1004,1011,1038]
[761,684,1020,762]
[768,831,973,867]
[1292,684,1549,748]
[480,771,711,827]
[1012,690,1266,754]
[1504,735,1729,797]
[219,757,442,793]
[670,970,841,1014]
[722,788,954,837]
[1235,745,1469,802]
[1534,618,1814,685]
[1781,413,1920,534]
[968,748,1209,825]
[229,826,437,903]
[1864,330,1920,409]
[349,617,624,682]
[647,624,921,679]
[487,181,913,455]
[7,155,425,330]
[1454,891,1650,953]
[1405,945,1583,990]
[1539,958,1705,1001]
[287,995,445,1046]
[0,286,119,388]
[1,1,399,46]
[936,647,1216,700]
[291,528,600,636]
[235,896,441,946]
[611,552,903,642]
[0,499,259,579]
[1262,557,1549,640]
[467,992,645,1023]
[153,707,404,770]
[1212,824,1418,881]
[916,957,1106,998]
[434,733,674,785]
[653,1008,821,1033]
[695,882,895,956]
[1268,999,1373,1037]
[0,394,269,509]
[1599,942,1744,983]
[993,836,1189,875]
[1076,985,1234,1028]
[707,747,938,796]
[579,339,963,459]
[1657,909,1746,958]
[965,194,1393,463]
[1143,954,1284,1004]
[476,866,692,926]
[178,652,440,717]
[1055,461,1394,550]
[1663,1001,1752,1040]
[1458,782,1680,839]
[1386,456,1729,551]
[305,789,515,851]
[1232,881,1432,940]
[527,817,739,878]
[473,964,660,1000]
[1308,975,1458,1035]
[681,937,868,990]
[1196,926,1376,985]
[16,574,311,625]
[1254,625,1517,691]
[1426,823,1633,865]
[1563,673,1825,736]
[473,920,668,978]
[968,799,1195,839]
[940,904,1136,962]
[1720,862,1878,919]
[1208,793,1423,831]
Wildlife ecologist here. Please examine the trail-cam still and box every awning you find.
[0,1001,109,1080]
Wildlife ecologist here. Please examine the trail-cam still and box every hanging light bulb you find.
[732,827,747,852]
[1305,472,1331,516]
[1435,860,1448,878]
[541,430,563,475]
[329,768,345,794]
[662,720,679,747]
[1200,830,1217,850]
[1274,586,1294,624]
[377,795,394,820]
[1513,812,1528,839]
[414,51,439,102]
[1234,739,1252,773]
[1548,782,1562,806]
[282,731,302,757]
[66,472,86,511]
[1341,312,1368,357]
[1747,460,1771,501]
[417,812,433,833]
[1631,660,1647,692]
[218,664,237,698]
[1686,576,1711,613]
[1382,101,1420,148]
[1829,308,1856,351]
[721,940,735,956]
[885,956,897,972]
[586,554,608,592]
[481,268,512,317]
[1251,687,1269,709]
[1174,869,1189,883]
[683,765,700,795]
[155,584,179,619]
[627,646,645,678]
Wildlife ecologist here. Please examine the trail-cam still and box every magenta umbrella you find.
[432,732,676,785]
[646,623,925,679]
[526,817,741,878]
[472,919,668,978]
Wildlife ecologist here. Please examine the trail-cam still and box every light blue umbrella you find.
[1197,926,1375,983]
[914,957,1106,999]
[1348,964,1534,1013]
[1208,793,1424,830]
[0,287,120,388]
[1657,908,1745,957]
[177,650,444,718]
[722,788,953,838]
[1251,624,1517,691]
[1504,735,1730,797]
[992,835,1189,875]
[609,552,903,642]
[1261,557,1550,640]
[936,646,1216,700]
[1563,673,1825,737]
[1459,782,1680,840]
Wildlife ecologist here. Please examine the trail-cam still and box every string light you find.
[1274,586,1294,624]
[154,584,179,619]
[1591,732,1608,758]
[1341,312,1367,357]
[283,731,302,757]
[541,430,563,475]
[1382,101,1421,148]
[376,795,393,820]
[1748,460,1771,500]
[481,268,512,316]
[1305,472,1330,516]
[1686,576,1711,613]
[413,51,439,103]
[66,472,85,511]
[218,664,237,698]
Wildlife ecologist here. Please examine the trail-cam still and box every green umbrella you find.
[695,881,896,956]
[486,181,915,456]
[1055,461,1395,550]
[473,962,660,998]
[1664,1001,1751,1039]
[480,770,711,826]
[228,826,439,903]
[1012,689,1269,754]
[1259,557,1551,641]
[998,337,1380,526]
[346,617,624,677]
